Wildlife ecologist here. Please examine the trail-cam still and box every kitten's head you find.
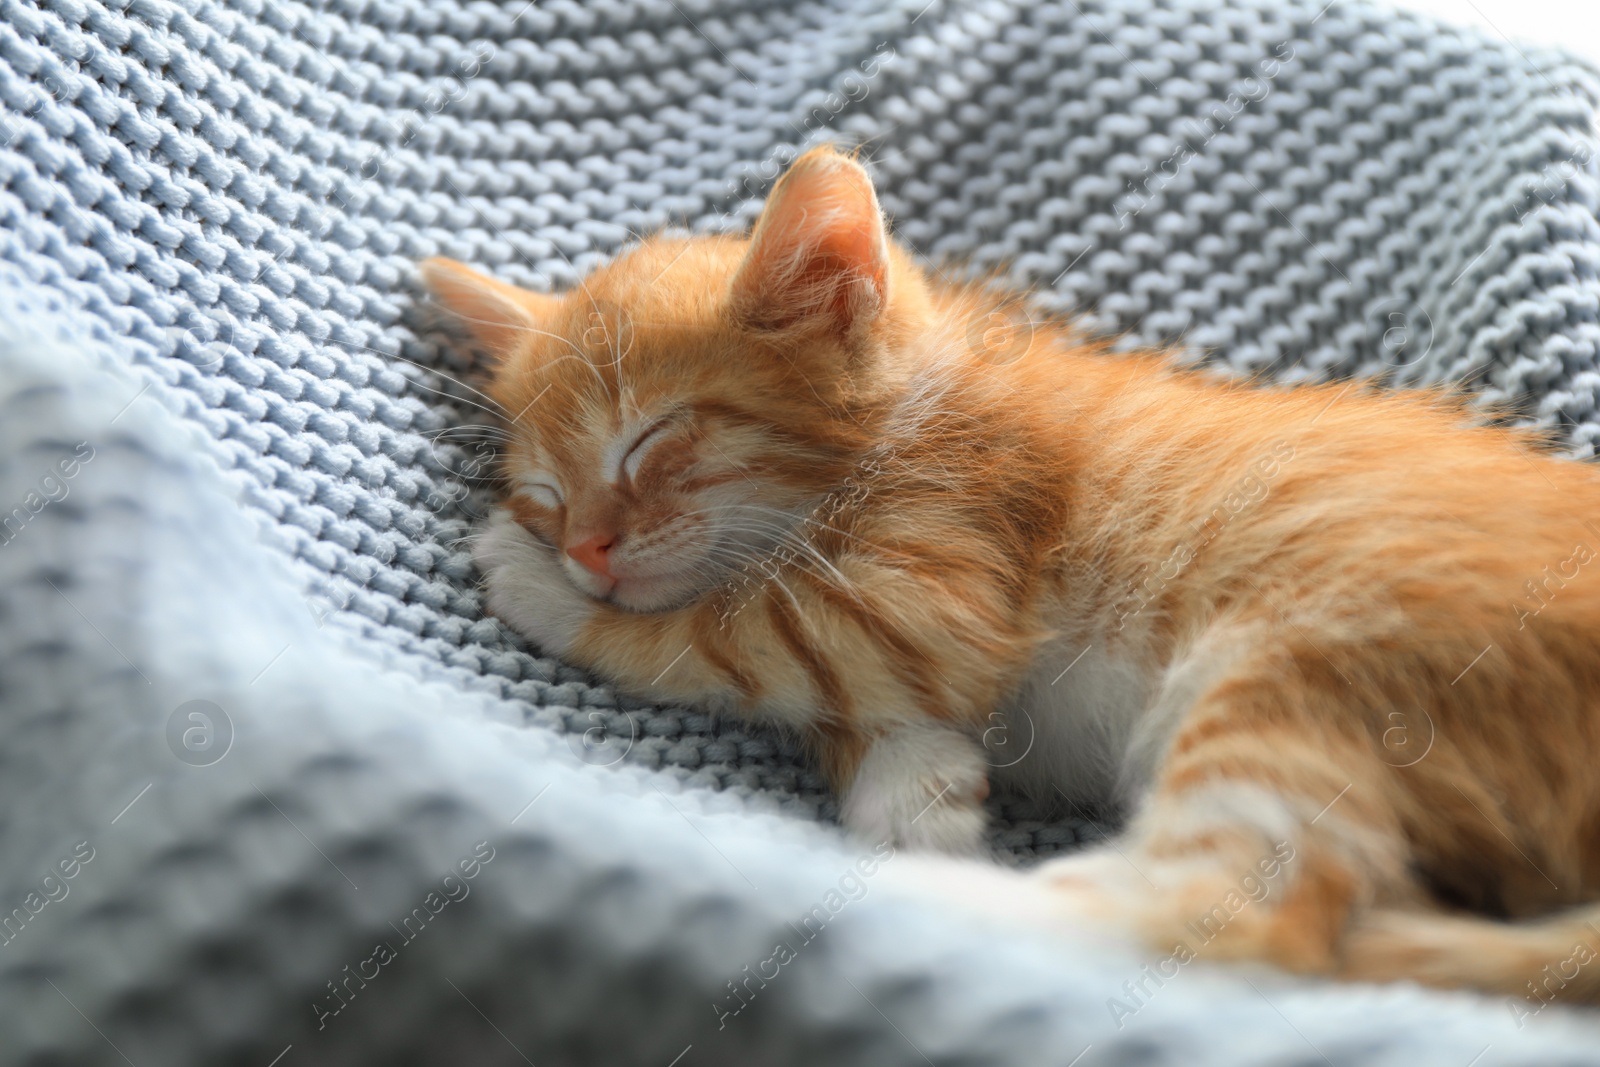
[423,148,926,612]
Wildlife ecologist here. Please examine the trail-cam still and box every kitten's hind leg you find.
[1034,666,1424,976]
[835,719,992,855]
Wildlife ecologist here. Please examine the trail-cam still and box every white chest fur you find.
[986,632,1170,816]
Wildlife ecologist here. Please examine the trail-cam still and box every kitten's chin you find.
[601,573,709,613]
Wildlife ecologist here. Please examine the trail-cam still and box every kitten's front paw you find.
[841,723,991,855]
[473,509,597,658]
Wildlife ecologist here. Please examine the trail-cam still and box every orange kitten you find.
[422,147,1600,1004]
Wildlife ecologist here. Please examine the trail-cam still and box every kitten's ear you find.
[420,258,558,356]
[729,147,890,340]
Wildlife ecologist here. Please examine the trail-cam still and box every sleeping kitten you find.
[422,146,1600,1002]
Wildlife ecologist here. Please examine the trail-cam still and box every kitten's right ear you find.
[420,258,558,356]
[729,147,890,342]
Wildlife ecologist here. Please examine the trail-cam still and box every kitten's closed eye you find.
[621,419,674,483]
[523,480,562,509]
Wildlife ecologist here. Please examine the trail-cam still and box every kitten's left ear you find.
[729,147,890,341]
[420,258,559,356]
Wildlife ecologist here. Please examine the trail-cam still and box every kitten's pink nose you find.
[566,533,617,578]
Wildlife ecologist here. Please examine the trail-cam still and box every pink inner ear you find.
[730,151,889,334]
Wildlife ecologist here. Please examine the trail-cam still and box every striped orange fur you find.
[423,146,1600,1007]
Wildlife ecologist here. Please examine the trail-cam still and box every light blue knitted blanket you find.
[2,0,1599,1063]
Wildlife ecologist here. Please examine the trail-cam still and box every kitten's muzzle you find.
[566,532,617,579]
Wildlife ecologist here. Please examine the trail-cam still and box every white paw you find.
[870,850,1140,954]
[841,723,991,855]
[1027,847,1146,920]
[473,508,597,658]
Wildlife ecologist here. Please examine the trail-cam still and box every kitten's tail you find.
[1340,904,1600,1011]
